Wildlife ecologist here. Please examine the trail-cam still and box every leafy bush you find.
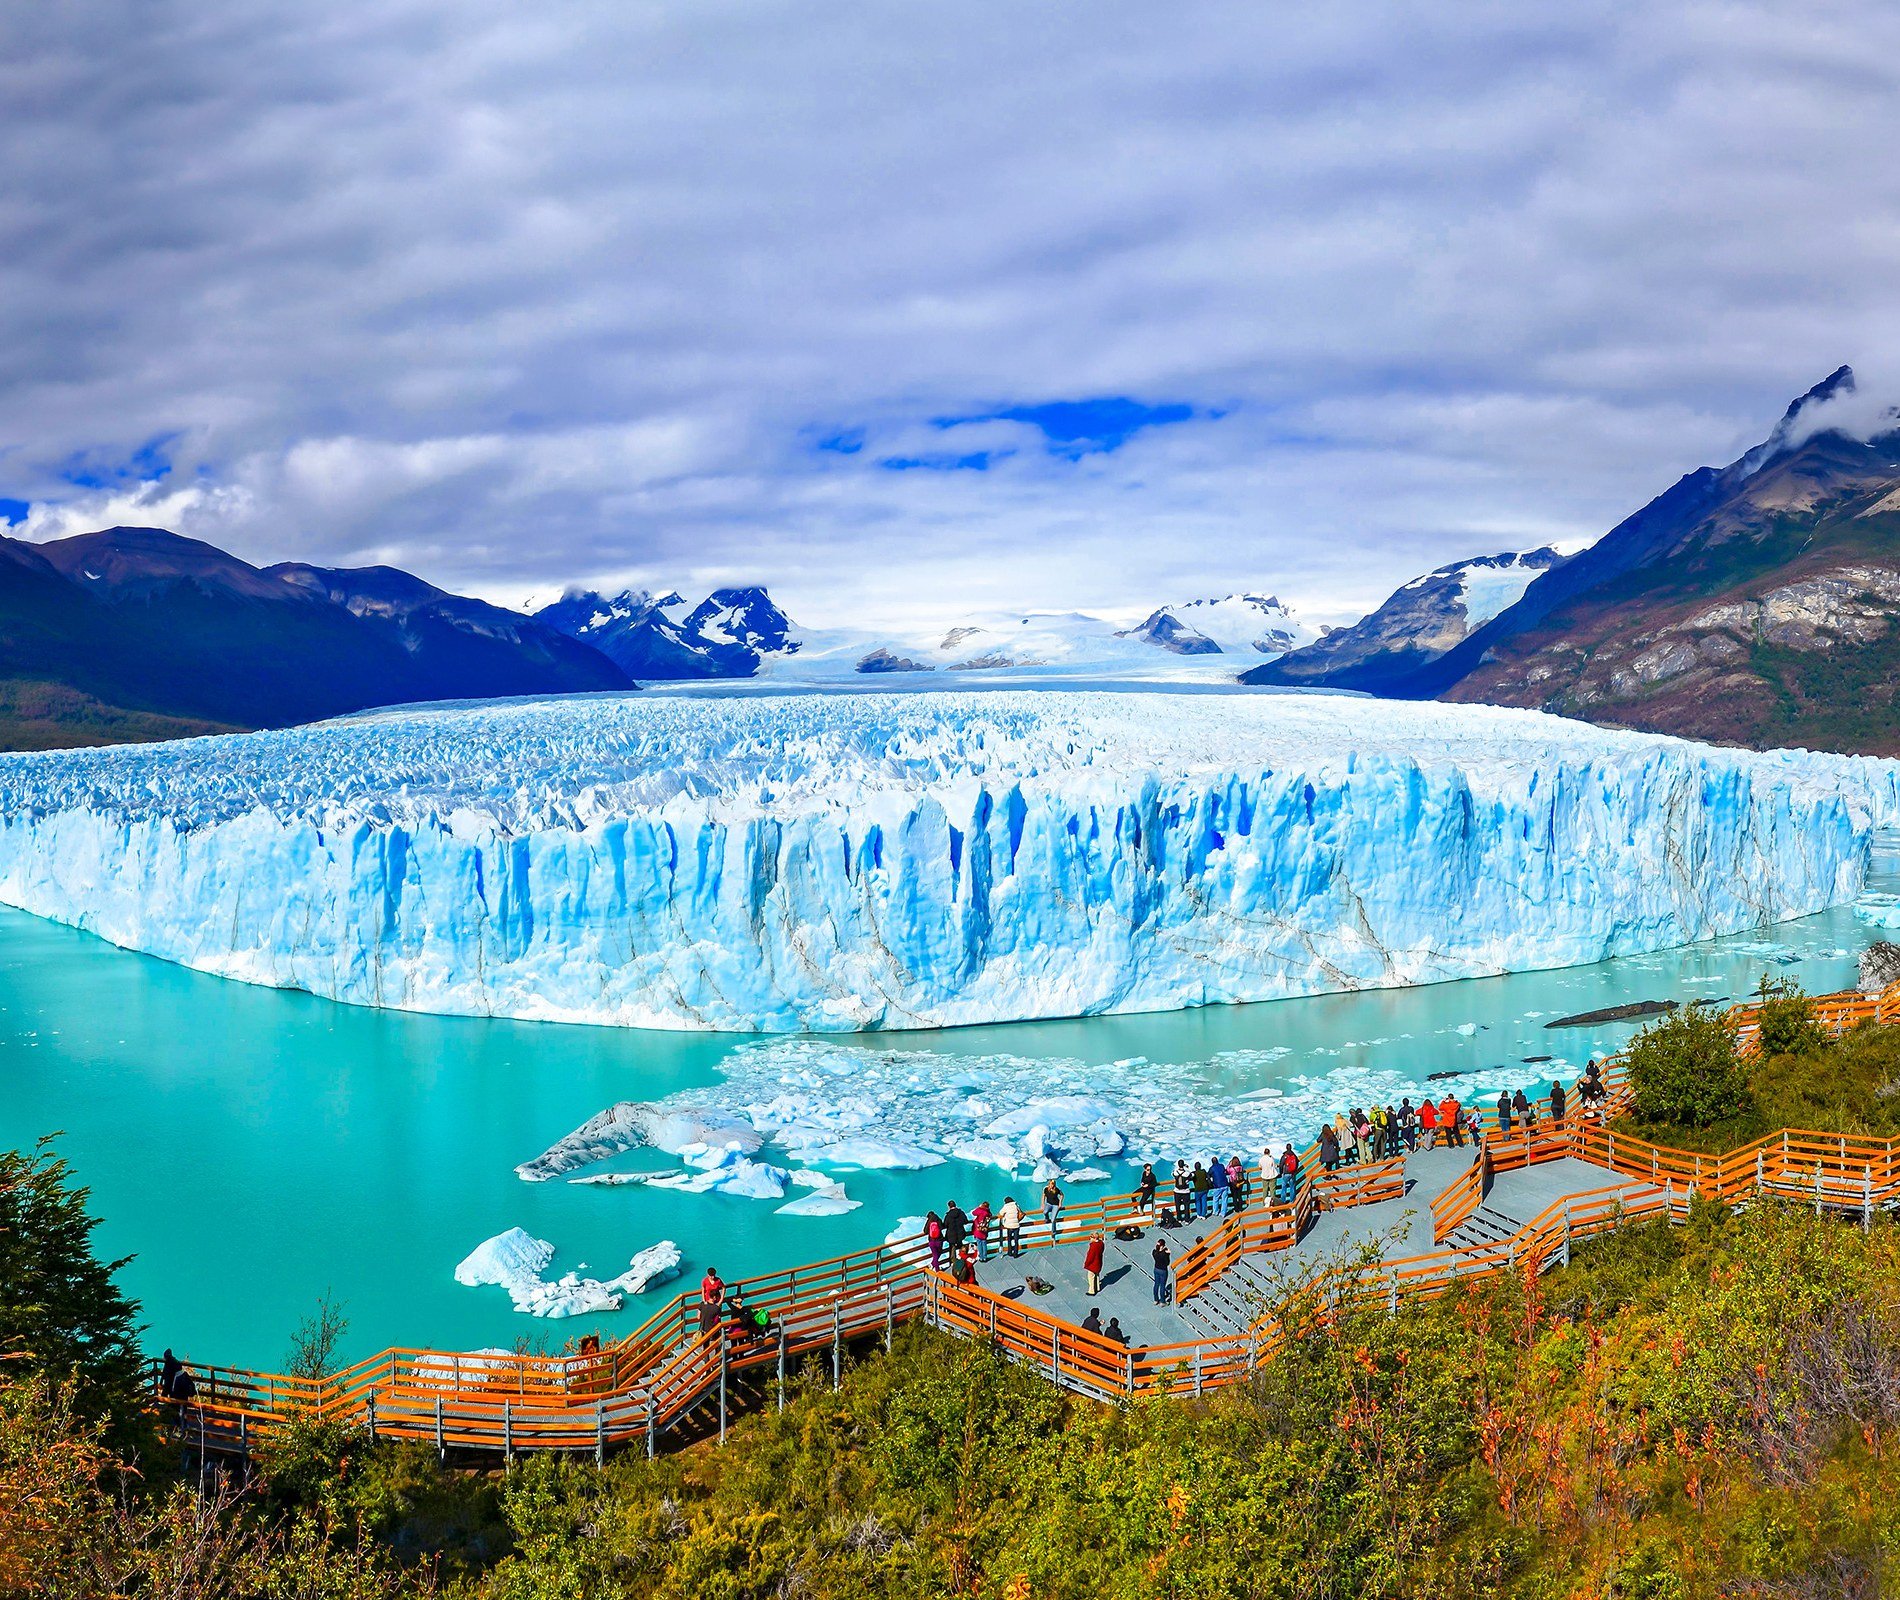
[1626,1004,1754,1129]
[1755,979,1833,1057]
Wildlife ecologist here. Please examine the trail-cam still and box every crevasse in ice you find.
[0,688,1891,1033]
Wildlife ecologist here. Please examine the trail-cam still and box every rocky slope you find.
[1254,368,1900,756]
[1436,369,1900,754]
[1246,549,1564,694]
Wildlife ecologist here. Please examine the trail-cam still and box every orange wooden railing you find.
[154,976,1900,1447]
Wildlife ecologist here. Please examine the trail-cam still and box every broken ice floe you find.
[520,1036,1567,1203]
[454,1227,682,1318]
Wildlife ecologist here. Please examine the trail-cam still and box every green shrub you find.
[1626,1005,1753,1129]
[1755,979,1833,1057]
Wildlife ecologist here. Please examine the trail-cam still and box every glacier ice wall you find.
[0,689,1893,1033]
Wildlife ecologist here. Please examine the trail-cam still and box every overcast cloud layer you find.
[4,2,1900,627]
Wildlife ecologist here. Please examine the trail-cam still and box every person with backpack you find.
[1438,1094,1463,1147]
[1497,1091,1514,1135]
[1400,1099,1419,1152]
[1549,1078,1567,1128]
[1319,1121,1340,1172]
[1171,1160,1191,1222]
[1277,1143,1300,1203]
[1513,1087,1533,1128]
[1227,1154,1248,1212]
[1191,1161,1211,1218]
[1152,1236,1173,1304]
[971,1199,992,1262]
[1209,1154,1230,1217]
[998,1195,1024,1256]
[1084,1228,1106,1295]
[1136,1163,1158,1215]
[925,1210,944,1271]
[1419,1095,1439,1150]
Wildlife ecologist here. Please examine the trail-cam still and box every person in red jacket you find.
[1084,1229,1106,1295]
[1418,1096,1440,1150]
[699,1268,725,1337]
[1437,1095,1463,1147]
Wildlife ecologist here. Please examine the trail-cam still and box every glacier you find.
[0,687,1893,1033]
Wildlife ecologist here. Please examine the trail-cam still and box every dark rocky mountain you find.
[536,585,800,679]
[1245,548,1565,694]
[1251,368,1900,755]
[1114,608,1222,654]
[0,526,629,749]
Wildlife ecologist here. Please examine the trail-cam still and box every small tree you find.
[0,1140,142,1425]
[1753,978,1831,1058]
[1626,1006,1752,1129]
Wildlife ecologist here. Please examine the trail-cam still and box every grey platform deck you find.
[960,1141,1645,1348]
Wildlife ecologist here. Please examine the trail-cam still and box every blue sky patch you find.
[941,396,1198,458]
[0,498,28,526]
[58,432,178,490]
[880,448,1013,472]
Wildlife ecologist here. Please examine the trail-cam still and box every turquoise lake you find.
[1,867,1887,1372]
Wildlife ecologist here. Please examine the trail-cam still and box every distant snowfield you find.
[0,688,1893,1032]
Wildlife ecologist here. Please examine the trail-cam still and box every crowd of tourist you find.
[898,1059,1618,1351]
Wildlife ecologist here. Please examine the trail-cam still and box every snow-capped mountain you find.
[536,585,800,679]
[538,586,1313,683]
[1244,550,1565,695]
[765,593,1316,683]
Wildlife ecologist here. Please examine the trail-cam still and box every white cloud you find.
[2,1,1900,624]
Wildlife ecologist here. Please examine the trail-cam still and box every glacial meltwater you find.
[2,855,1894,1370]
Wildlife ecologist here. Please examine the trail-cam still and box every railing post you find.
[434,1396,444,1461]
[239,1410,248,1458]
[1387,1269,1397,1316]
[776,1326,787,1413]
[1051,1325,1059,1383]
[1126,1349,1135,1400]
[988,1299,997,1339]
[831,1298,842,1392]
[645,1396,656,1459]
[1193,1344,1203,1398]
[1865,1171,1873,1233]
[1757,1149,1764,1194]
[1561,1203,1571,1268]
[595,1401,606,1468]
[1665,1176,1673,1219]
[1816,1165,1824,1218]
[718,1324,729,1447]
[365,1387,377,1441]
[884,1286,894,1354]
[503,1400,513,1467]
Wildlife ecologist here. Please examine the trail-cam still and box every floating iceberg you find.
[776,1184,862,1217]
[454,1228,681,1317]
[0,690,1890,1033]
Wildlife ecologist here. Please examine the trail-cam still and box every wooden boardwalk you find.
[151,978,1900,1457]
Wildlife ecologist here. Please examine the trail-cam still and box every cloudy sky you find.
[4,2,1900,627]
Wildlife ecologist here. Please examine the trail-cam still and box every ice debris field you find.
[0,689,1894,1033]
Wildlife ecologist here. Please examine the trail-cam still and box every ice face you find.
[0,689,1889,1033]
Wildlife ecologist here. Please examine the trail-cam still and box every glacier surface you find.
[0,688,1892,1033]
